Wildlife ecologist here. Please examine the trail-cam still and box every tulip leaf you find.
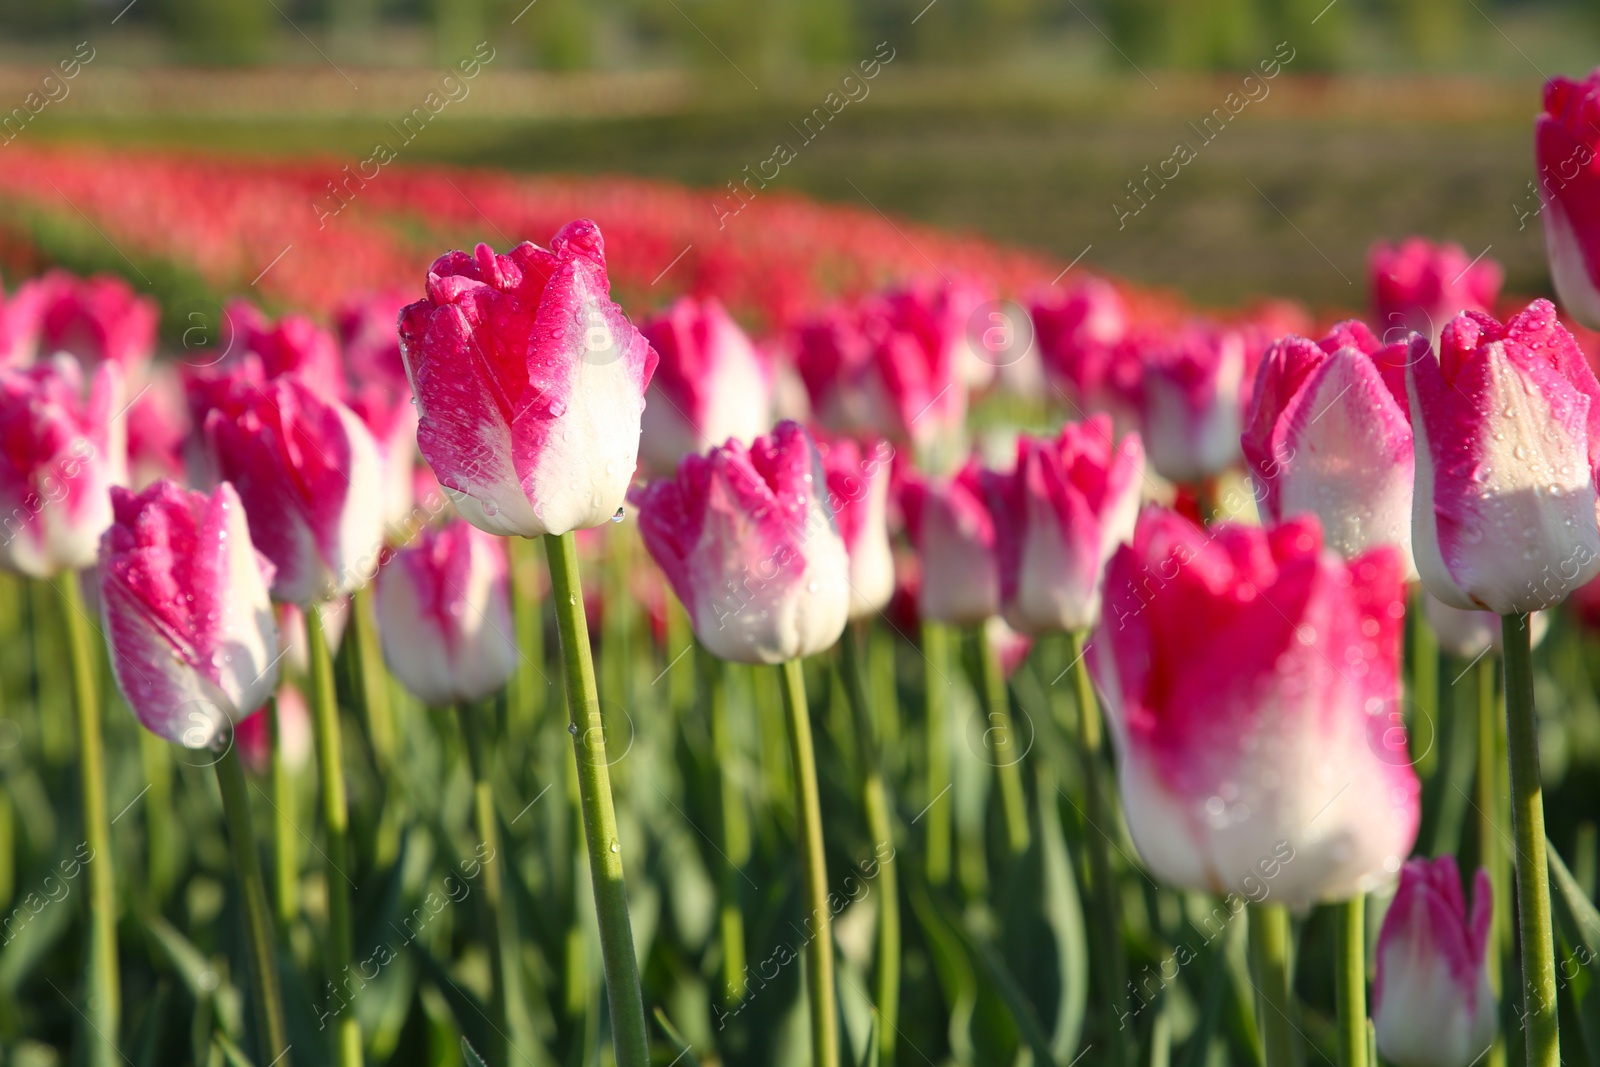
[461,1036,491,1067]
[1546,840,1600,1065]
[1038,768,1089,1060]
[907,882,978,1064]
[653,1006,702,1067]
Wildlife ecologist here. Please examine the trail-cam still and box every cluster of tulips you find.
[8,66,1600,1067]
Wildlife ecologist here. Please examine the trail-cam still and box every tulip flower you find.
[375,521,517,707]
[337,293,418,530]
[638,296,773,476]
[1094,508,1420,908]
[193,368,384,605]
[235,684,314,775]
[1138,324,1248,484]
[817,433,896,619]
[899,458,1001,626]
[0,357,126,578]
[6,270,158,371]
[398,225,658,539]
[1409,300,1600,614]
[1369,238,1502,343]
[1243,320,1416,572]
[1424,590,1548,659]
[1031,278,1139,417]
[988,415,1143,635]
[634,420,850,664]
[99,480,280,747]
[1537,70,1600,328]
[1372,856,1496,1067]
[226,299,345,397]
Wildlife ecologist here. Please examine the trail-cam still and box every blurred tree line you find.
[0,0,1593,72]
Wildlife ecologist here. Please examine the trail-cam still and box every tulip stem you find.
[840,623,899,1067]
[56,573,119,1067]
[543,532,650,1067]
[1067,630,1127,1067]
[779,657,839,1067]
[214,742,290,1064]
[307,603,363,1067]
[974,625,1031,856]
[1501,613,1560,1067]
[1248,903,1296,1067]
[1476,653,1509,1067]
[698,645,749,1006]
[349,587,394,770]
[1333,896,1367,1067]
[268,696,299,930]
[922,620,952,887]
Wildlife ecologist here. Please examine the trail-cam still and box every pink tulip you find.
[1373,855,1496,1067]
[899,458,1001,626]
[634,420,850,664]
[989,415,1143,635]
[99,480,279,748]
[398,224,658,538]
[638,296,773,476]
[126,363,189,488]
[0,357,126,577]
[277,598,350,676]
[225,299,345,397]
[1537,71,1600,328]
[1409,300,1600,614]
[375,520,517,706]
[1030,278,1139,417]
[1243,320,1416,572]
[336,293,418,529]
[235,683,313,775]
[816,433,896,619]
[7,269,158,371]
[1369,238,1502,343]
[1093,508,1420,907]
[1138,324,1249,484]
[192,367,384,605]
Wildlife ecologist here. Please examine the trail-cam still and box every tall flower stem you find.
[460,703,526,1067]
[779,657,839,1067]
[1332,896,1367,1067]
[214,743,290,1064]
[1248,903,1296,1067]
[839,623,899,1067]
[1066,630,1125,1067]
[1500,613,1559,1067]
[543,532,649,1067]
[1476,653,1508,1067]
[922,620,952,887]
[1410,606,1440,781]
[268,696,299,930]
[57,573,119,1067]
[698,645,749,1006]
[307,603,362,1067]
[349,587,394,770]
[973,625,1030,856]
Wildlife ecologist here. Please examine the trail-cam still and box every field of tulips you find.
[11,64,1600,1067]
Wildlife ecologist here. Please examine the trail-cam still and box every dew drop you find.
[568,722,579,736]
[609,839,620,854]
[611,506,625,524]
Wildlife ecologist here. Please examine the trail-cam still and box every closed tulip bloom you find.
[0,357,126,577]
[8,270,159,371]
[1537,71,1600,328]
[234,683,313,775]
[398,224,658,539]
[1423,590,1549,659]
[99,480,279,748]
[900,458,1001,626]
[1094,508,1420,908]
[195,369,384,605]
[639,296,773,476]
[1030,278,1139,415]
[990,415,1143,635]
[1373,856,1496,1067]
[1409,300,1600,614]
[1243,321,1416,573]
[375,521,517,706]
[1139,324,1248,484]
[226,299,346,397]
[634,420,850,664]
[817,434,896,619]
[1369,238,1503,343]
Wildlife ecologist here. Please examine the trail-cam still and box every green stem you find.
[543,532,650,1067]
[460,704,525,1067]
[1410,605,1439,782]
[1333,896,1367,1067]
[1501,614,1559,1067]
[840,625,899,1067]
[699,645,748,1006]
[974,625,1030,856]
[215,743,290,1064]
[307,603,362,1067]
[349,587,394,770]
[268,696,299,930]
[507,535,546,739]
[1477,653,1509,1067]
[1067,631,1126,1067]
[57,573,119,1067]
[922,620,951,887]
[1248,903,1295,1067]
[779,658,839,1067]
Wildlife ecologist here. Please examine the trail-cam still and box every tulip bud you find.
[1373,856,1496,1067]
[226,299,345,397]
[1369,238,1502,344]
[1094,508,1420,908]
[899,458,1001,626]
[235,684,313,775]
[1537,71,1600,329]
[1139,324,1247,484]
[1031,278,1137,414]
[398,225,658,538]
[1409,300,1600,614]
[634,420,850,664]
[639,297,773,476]
[99,480,280,749]
[1243,320,1416,573]
[0,357,126,577]
[338,293,420,533]
[816,434,896,619]
[9,270,159,372]
[989,415,1143,635]
[375,521,517,707]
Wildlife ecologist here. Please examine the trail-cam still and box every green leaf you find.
[1038,767,1089,1060]
[653,1006,701,1067]
[908,882,977,1065]
[1547,839,1600,1063]
[461,1035,492,1067]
